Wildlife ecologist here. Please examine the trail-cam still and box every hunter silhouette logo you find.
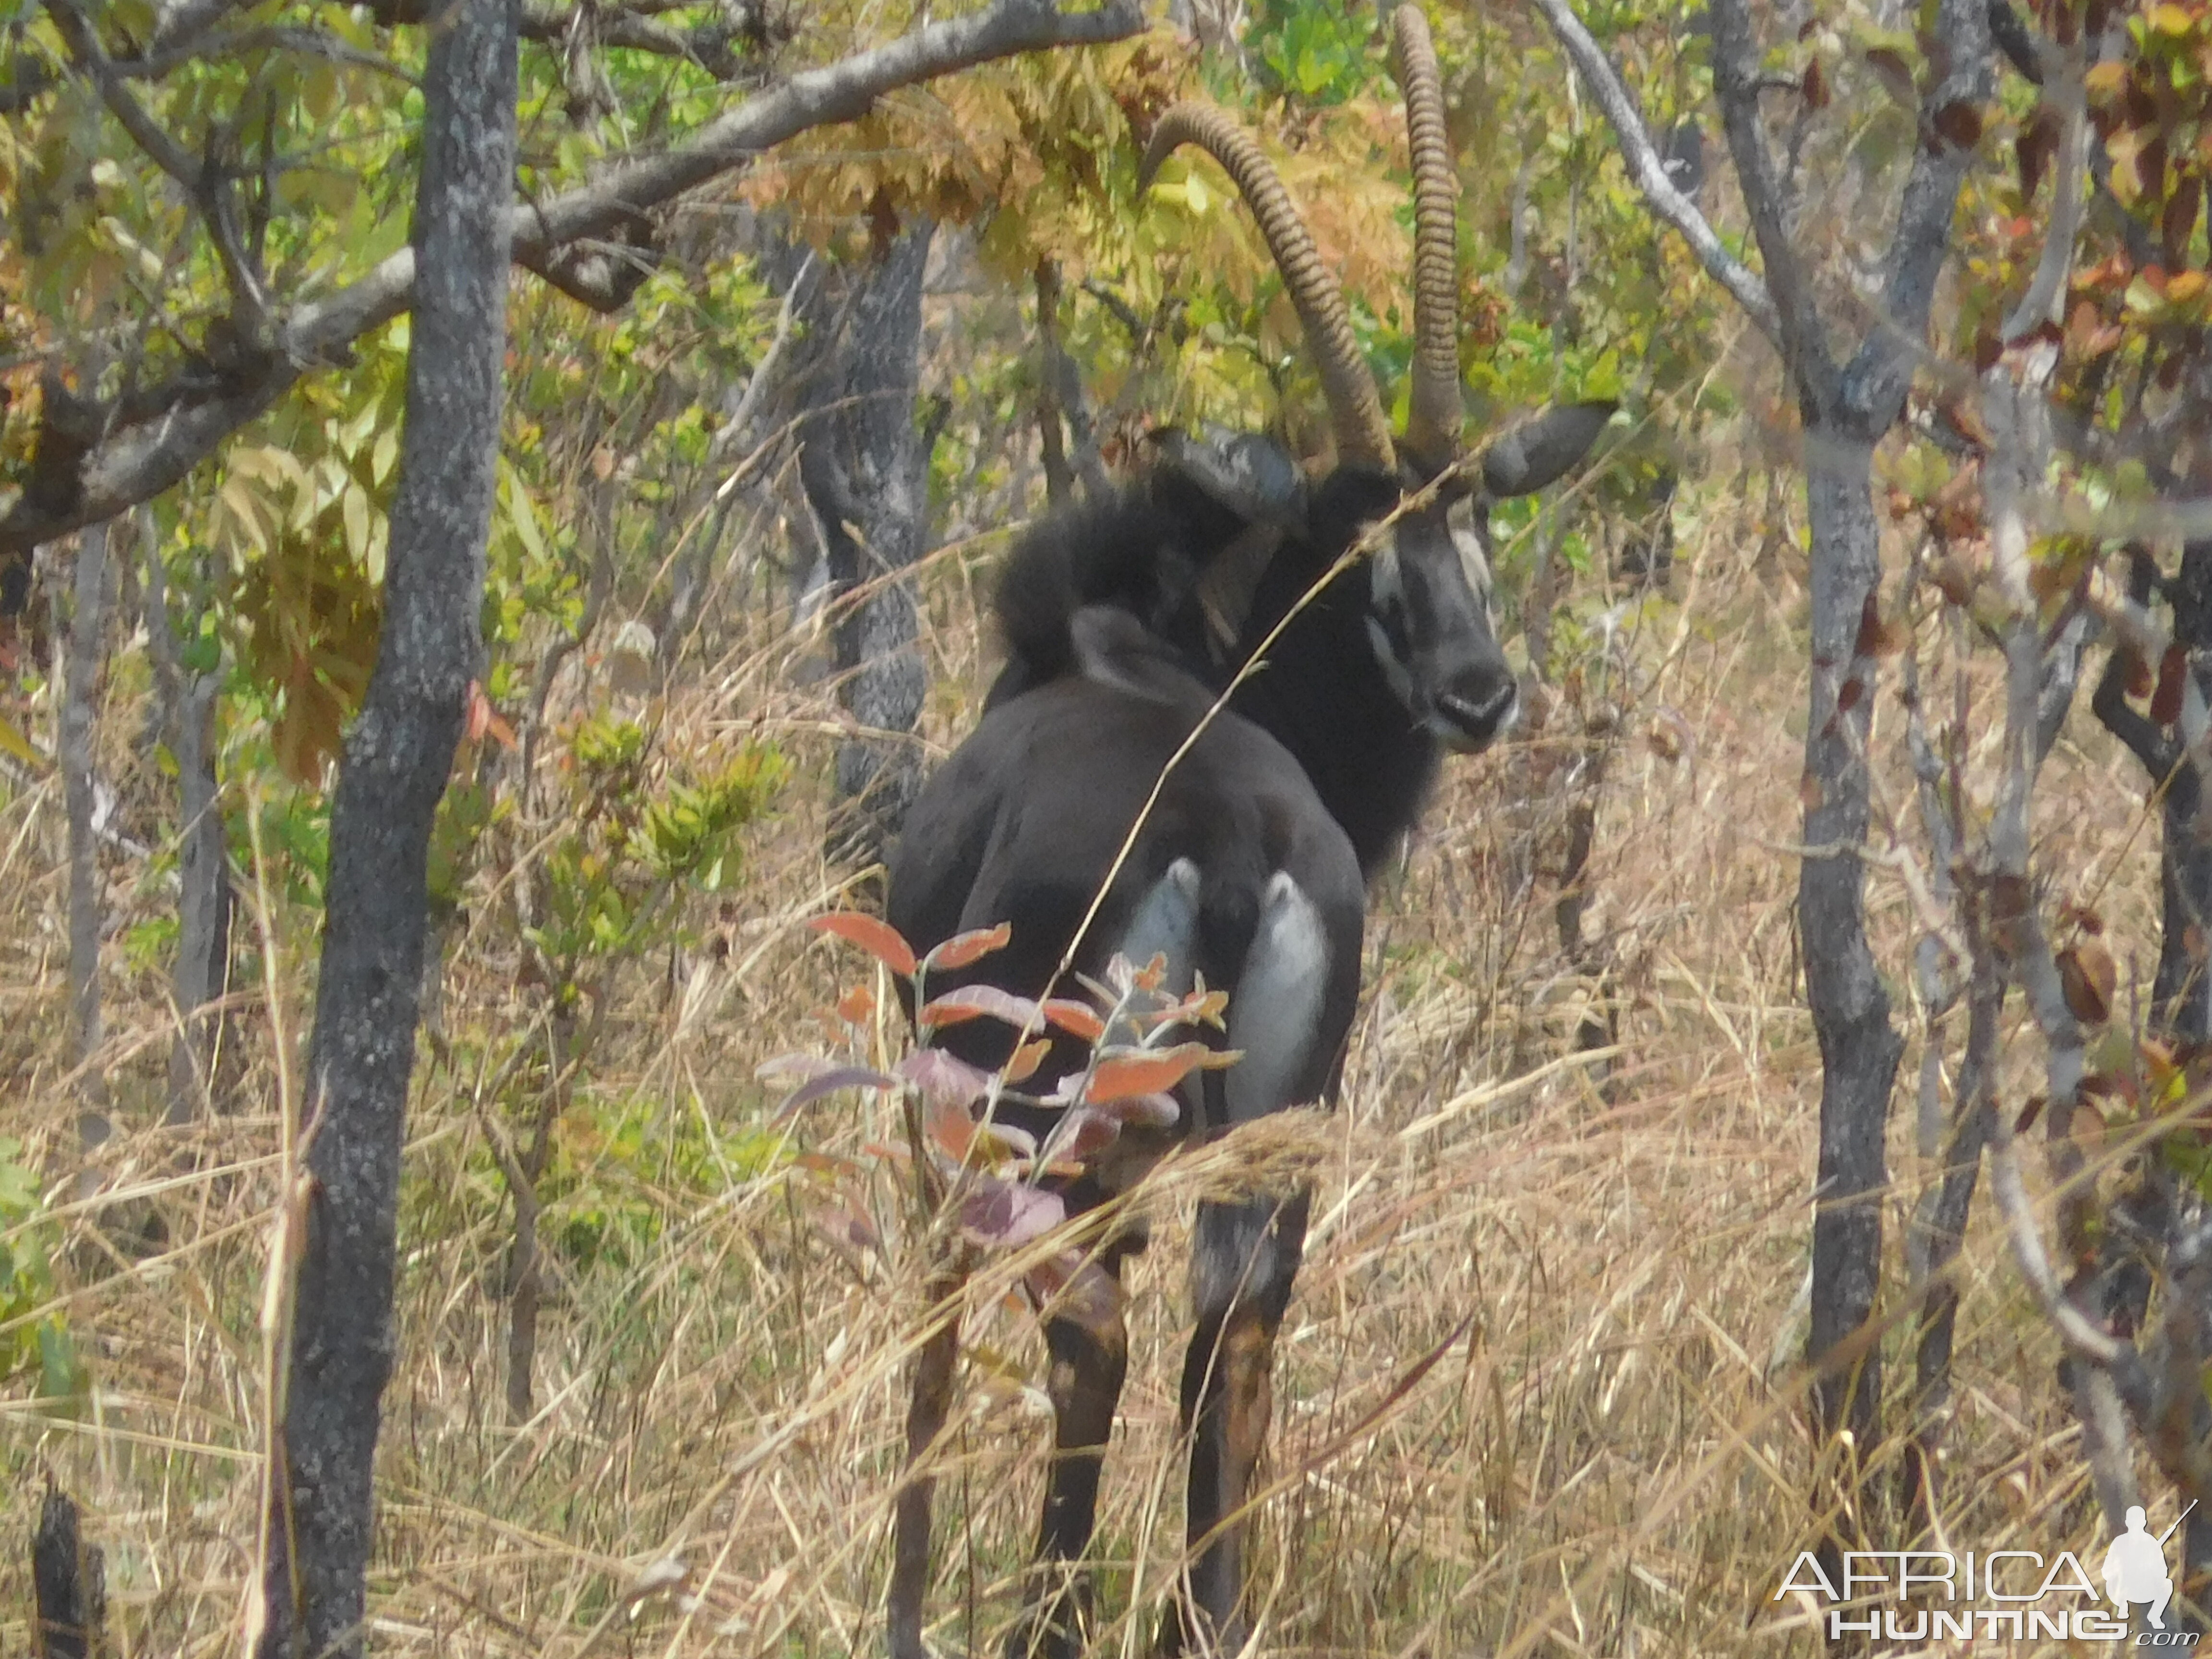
[2105,1503,2195,1630]
[1775,1501,2205,1642]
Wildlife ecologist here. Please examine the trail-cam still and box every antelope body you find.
[883,12,1608,1653]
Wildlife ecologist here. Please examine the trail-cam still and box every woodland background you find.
[2,0,2210,1650]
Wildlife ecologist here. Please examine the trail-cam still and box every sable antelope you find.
[883,10,1610,1655]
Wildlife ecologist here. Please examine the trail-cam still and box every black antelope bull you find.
[882,9,1611,1653]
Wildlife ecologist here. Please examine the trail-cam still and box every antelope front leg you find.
[1165,1192,1310,1657]
[890,1260,967,1659]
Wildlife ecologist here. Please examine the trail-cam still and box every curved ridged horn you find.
[1391,4,1462,464]
[1142,103,1396,471]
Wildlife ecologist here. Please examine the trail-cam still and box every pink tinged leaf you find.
[1092,1091,1180,1128]
[917,984,1045,1031]
[960,1178,1065,1250]
[924,1095,1036,1166]
[926,922,1013,970]
[980,1121,1038,1159]
[812,1199,881,1253]
[897,1048,997,1110]
[757,1055,899,1117]
[808,912,918,977]
[1026,1250,1125,1329]
[1054,1108,1124,1163]
[925,1097,978,1162]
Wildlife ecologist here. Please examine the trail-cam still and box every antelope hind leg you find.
[1164,1191,1310,1657]
[1006,1252,1134,1659]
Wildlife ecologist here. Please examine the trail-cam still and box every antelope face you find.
[1364,481,1519,753]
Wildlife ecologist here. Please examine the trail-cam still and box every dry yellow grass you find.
[0,469,2177,1658]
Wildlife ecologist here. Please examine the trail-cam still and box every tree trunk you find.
[1799,429,1904,1472]
[145,540,234,1125]
[255,2,517,1653]
[168,654,232,1124]
[2150,542,2212,1044]
[31,1487,104,1659]
[793,215,937,867]
[2094,539,2212,1616]
[60,520,111,1079]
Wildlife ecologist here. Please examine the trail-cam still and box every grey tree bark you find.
[31,1487,105,1659]
[790,216,938,866]
[144,539,233,1124]
[2093,541,2212,1619]
[59,520,112,1080]
[1533,0,1989,1535]
[254,2,517,1653]
[1706,0,1989,1515]
[1794,436,1906,1459]
[2100,543,2212,1046]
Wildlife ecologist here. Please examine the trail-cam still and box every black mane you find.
[984,458,1443,878]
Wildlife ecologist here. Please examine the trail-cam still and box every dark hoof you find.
[1005,1571,1093,1659]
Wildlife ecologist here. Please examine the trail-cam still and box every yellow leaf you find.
[2086,60,2130,96]
[364,516,388,586]
[229,445,286,488]
[2151,3,2196,35]
[342,483,371,565]
[507,476,549,564]
[219,476,268,553]
[0,711,48,772]
[303,62,340,122]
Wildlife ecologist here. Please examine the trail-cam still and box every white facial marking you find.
[1448,497,1493,608]
[1366,614,1415,703]
[1372,538,1407,609]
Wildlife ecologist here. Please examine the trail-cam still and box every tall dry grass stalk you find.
[0,466,2173,1657]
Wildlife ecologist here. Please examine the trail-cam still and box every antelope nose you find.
[1434,671,1518,752]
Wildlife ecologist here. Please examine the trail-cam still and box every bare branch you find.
[46,0,204,191]
[1839,0,1996,424]
[519,1,766,72]
[515,223,659,313]
[1523,0,1779,344]
[711,252,810,465]
[0,0,1145,559]
[148,0,260,53]
[1708,0,1836,403]
[2000,54,2089,343]
[1987,1124,2127,1364]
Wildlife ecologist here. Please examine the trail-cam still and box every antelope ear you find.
[1479,401,1616,498]
[1153,427,1309,527]
[1195,522,1286,663]
[1070,605,1210,707]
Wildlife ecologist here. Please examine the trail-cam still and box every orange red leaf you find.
[1042,998,1106,1041]
[1086,1043,1214,1103]
[809,912,917,976]
[930,923,1013,970]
